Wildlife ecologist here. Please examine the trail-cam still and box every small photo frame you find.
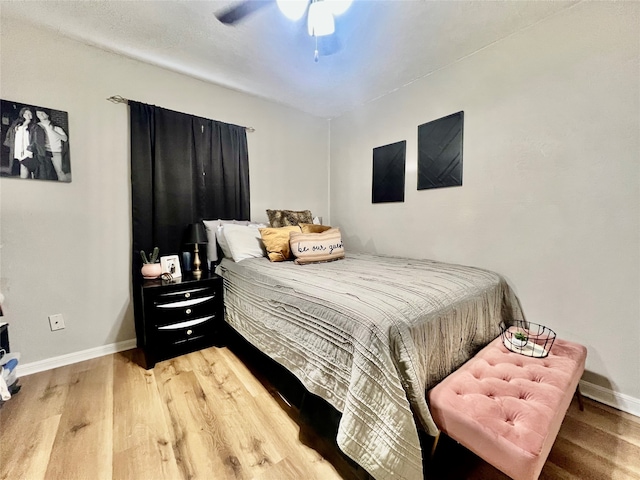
[160,255,182,278]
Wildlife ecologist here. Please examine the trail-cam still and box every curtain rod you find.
[106,95,255,133]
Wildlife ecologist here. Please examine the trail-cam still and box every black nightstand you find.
[137,271,223,369]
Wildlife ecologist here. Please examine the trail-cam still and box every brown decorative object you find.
[266,209,313,227]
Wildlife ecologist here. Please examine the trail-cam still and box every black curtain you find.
[130,101,250,278]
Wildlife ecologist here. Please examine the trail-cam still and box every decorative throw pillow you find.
[259,226,302,262]
[290,228,345,265]
[299,223,332,234]
[219,224,267,262]
[266,209,313,228]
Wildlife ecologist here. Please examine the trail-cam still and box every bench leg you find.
[576,385,584,411]
[430,432,441,459]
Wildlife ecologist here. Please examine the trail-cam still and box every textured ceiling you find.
[1,0,578,118]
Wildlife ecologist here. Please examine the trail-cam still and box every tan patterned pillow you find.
[259,226,302,262]
[267,209,313,228]
[290,228,345,265]
[299,223,332,234]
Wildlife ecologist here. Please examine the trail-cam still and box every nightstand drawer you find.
[154,314,216,347]
[151,294,219,326]
[154,286,217,302]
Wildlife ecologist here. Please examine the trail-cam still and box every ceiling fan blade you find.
[215,0,274,25]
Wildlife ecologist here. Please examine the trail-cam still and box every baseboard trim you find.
[12,343,640,419]
[16,338,137,377]
[580,379,640,418]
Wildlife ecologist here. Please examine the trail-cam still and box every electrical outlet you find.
[49,314,65,331]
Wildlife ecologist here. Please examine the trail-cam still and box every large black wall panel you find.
[372,140,406,203]
[418,111,464,190]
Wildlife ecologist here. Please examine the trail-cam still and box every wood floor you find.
[1,345,639,480]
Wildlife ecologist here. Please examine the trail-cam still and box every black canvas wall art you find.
[1,99,71,182]
[418,111,463,190]
[372,140,406,203]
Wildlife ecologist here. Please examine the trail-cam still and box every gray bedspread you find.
[216,253,523,480]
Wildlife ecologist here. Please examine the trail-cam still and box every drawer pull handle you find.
[158,315,214,330]
[185,292,191,298]
[159,287,209,298]
[186,308,192,315]
[156,296,215,309]
[187,329,193,335]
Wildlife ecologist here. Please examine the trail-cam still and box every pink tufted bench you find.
[427,336,587,480]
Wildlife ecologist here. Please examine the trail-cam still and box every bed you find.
[215,252,524,480]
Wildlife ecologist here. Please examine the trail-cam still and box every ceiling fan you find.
[215,0,353,61]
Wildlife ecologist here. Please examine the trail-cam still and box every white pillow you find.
[219,224,267,262]
[215,224,232,259]
[215,222,266,260]
[203,219,250,263]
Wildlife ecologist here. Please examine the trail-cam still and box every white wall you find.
[330,2,640,403]
[0,20,329,364]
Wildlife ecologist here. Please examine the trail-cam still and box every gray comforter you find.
[216,253,523,480]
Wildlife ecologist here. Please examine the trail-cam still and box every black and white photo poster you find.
[1,99,71,182]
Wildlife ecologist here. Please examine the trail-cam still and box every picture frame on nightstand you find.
[160,255,182,278]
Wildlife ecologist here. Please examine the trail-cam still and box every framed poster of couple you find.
[0,99,71,182]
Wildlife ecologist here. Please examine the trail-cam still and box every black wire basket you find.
[499,320,556,358]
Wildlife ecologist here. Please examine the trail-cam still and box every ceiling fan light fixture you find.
[307,1,335,37]
[276,0,308,21]
[325,0,352,16]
